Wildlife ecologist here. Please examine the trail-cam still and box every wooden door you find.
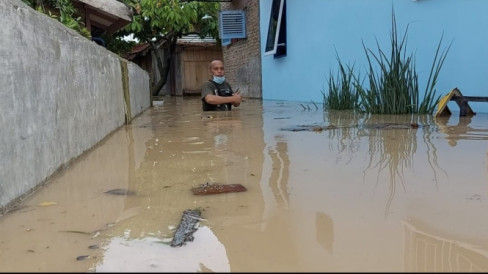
[181,47,223,95]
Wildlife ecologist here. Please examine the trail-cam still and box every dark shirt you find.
[201,80,234,111]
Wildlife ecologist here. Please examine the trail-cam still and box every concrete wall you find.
[0,0,151,212]
[260,0,488,113]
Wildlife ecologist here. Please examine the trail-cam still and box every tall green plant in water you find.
[322,55,360,110]
[356,10,451,114]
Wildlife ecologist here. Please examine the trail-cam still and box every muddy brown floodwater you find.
[1,97,488,272]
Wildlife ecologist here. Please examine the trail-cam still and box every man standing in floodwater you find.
[201,59,242,111]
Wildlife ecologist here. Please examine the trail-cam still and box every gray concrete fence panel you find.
[0,0,151,211]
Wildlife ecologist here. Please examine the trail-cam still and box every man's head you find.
[209,60,225,77]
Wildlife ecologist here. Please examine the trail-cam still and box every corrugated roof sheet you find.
[177,34,217,44]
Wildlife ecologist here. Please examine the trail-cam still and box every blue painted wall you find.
[260,0,488,113]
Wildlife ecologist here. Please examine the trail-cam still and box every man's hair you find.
[209,59,223,70]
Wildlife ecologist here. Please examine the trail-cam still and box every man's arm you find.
[203,93,241,106]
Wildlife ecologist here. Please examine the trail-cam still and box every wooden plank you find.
[183,60,212,93]
[185,61,197,91]
[435,88,475,117]
[191,183,247,195]
[452,96,488,102]
[196,61,209,89]
[435,90,453,117]
[181,50,189,62]
[179,48,223,94]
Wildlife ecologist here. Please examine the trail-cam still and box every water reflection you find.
[323,110,365,164]
[316,212,334,253]
[435,114,488,146]
[317,111,448,217]
[95,226,230,272]
[404,219,488,272]
[0,98,488,272]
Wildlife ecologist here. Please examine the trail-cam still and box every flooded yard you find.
[1,97,488,272]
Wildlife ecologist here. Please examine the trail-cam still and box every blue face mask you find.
[213,76,225,84]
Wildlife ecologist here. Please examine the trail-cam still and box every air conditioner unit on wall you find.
[219,10,246,40]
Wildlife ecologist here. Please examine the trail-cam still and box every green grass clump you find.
[322,55,360,110]
[323,9,451,115]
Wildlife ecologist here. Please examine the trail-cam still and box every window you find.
[264,0,286,58]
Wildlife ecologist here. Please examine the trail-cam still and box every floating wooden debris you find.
[60,230,93,235]
[282,123,419,132]
[191,183,247,195]
[435,88,477,117]
[76,255,90,261]
[170,209,202,247]
[38,201,58,207]
[362,123,419,129]
[102,188,136,196]
[281,125,337,132]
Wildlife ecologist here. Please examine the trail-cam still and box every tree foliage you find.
[22,0,91,38]
[119,0,221,96]
[124,0,219,39]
